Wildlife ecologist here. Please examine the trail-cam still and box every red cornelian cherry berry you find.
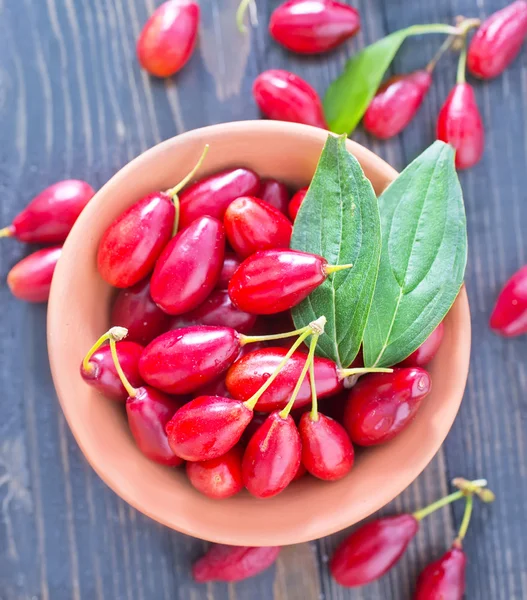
[217,253,242,289]
[242,411,302,498]
[228,249,351,314]
[489,264,527,336]
[186,446,244,499]
[414,546,466,600]
[179,168,260,230]
[150,216,225,315]
[364,70,432,139]
[437,83,484,170]
[258,178,290,214]
[398,322,444,367]
[330,515,419,587]
[139,326,241,394]
[344,368,431,446]
[467,1,527,79]
[7,246,62,303]
[269,0,360,54]
[170,288,257,334]
[137,0,200,78]
[224,196,293,259]
[166,395,253,461]
[226,347,343,412]
[299,412,354,481]
[192,544,281,583]
[253,70,328,129]
[0,180,94,243]
[288,187,308,221]
[111,278,171,345]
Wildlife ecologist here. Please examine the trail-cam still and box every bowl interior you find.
[48,121,470,546]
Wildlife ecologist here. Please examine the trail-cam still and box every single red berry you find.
[414,546,466,600]
[489,264,527,336]
[186,446,244,499]
[137,0,200,78]
[224,196,292,259]
[97,192,175,288]
[437,83,484,170]
[111,278,172,345]
[258,178,290,214]
[179,168,260,230]
[139,326,241,394]
[242,411,302,498]
[253,70,328,129]
[192,544,281,582]
[217,252,242,289]
[467,1,527,79]
[398,322,445,367]
[80,341,144,401]
[299,412,354,481]
[363,71,432,139]
[344,368,431,446]
[7,247,62,303]
[166,395,253,461]
[226,346,343,412]
[330,515,419,587]
[150,216,225,315]
[288,187,308,221]
[0,180,94,243]
[127,387,183,466]
[269,0,360,54]
[170,288,257,334]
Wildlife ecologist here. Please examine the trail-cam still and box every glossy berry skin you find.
[217,253,242,289]
[127,387,183,466]
[226,347,343,412]
[398,322,444,367]
[150,216,225,315]
[193,374,231,398]
[139,326,240,394]
[186,446,243,499]
[137,0,200,78]
[111,278,171,345]
[166,396,252,461]
[179,168,260,230]
[344,368,431,446]
[253,70,328,129]
[467,1,527,79]
[364,71,432,139]
[2,180,94,243]
[228,249,330,314]
[7,246,62,303]
[330,515,419,587]
[224,197,293,259]
[437,84,484,170]
[490,265,527,336]
[80,341,144,401]
[288,187,308,221]
[299,412,354,481]
[192,544,281,583]
[258,179,290,214]
[269,0,360,55]
[242,411,302,498]
[414,546,466,600]
[97,192,174,288]
[170,289,257,334]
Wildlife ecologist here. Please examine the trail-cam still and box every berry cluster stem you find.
[108,331,137,398]
[0,226,13,238]
[236,0,253,33]
[82,326,128,373]
[455,493,474,546]
[308,347,319,421]
[240,323,314,345]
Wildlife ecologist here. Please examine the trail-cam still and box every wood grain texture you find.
[0,0,526,598]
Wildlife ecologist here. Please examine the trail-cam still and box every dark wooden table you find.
[1,1,526,598]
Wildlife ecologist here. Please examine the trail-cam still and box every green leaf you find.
[291,134,381,368]
[363,141,467,368]
[323,29,410,135]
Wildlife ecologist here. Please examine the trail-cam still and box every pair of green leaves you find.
[291,136,467,369]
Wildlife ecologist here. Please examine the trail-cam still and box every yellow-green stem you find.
[325,263,353,275]
[240,324,312,345]
[236,0,253,33]
[308,347,319,422]
[455,494,474,545]
[339,367,393,378]
[166,145,209,199]
[82,326,128,373]
[109,336,137,398]
[426,35,456,73]
[279,333,319,420]
[457,41,468,84]
[413,490,464,521]
[0,226,13,238]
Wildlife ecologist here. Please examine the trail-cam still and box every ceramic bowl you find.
[48,121,471,546]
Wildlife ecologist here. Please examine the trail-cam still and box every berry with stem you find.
[7,246,62,303]
[186,446,243,499]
